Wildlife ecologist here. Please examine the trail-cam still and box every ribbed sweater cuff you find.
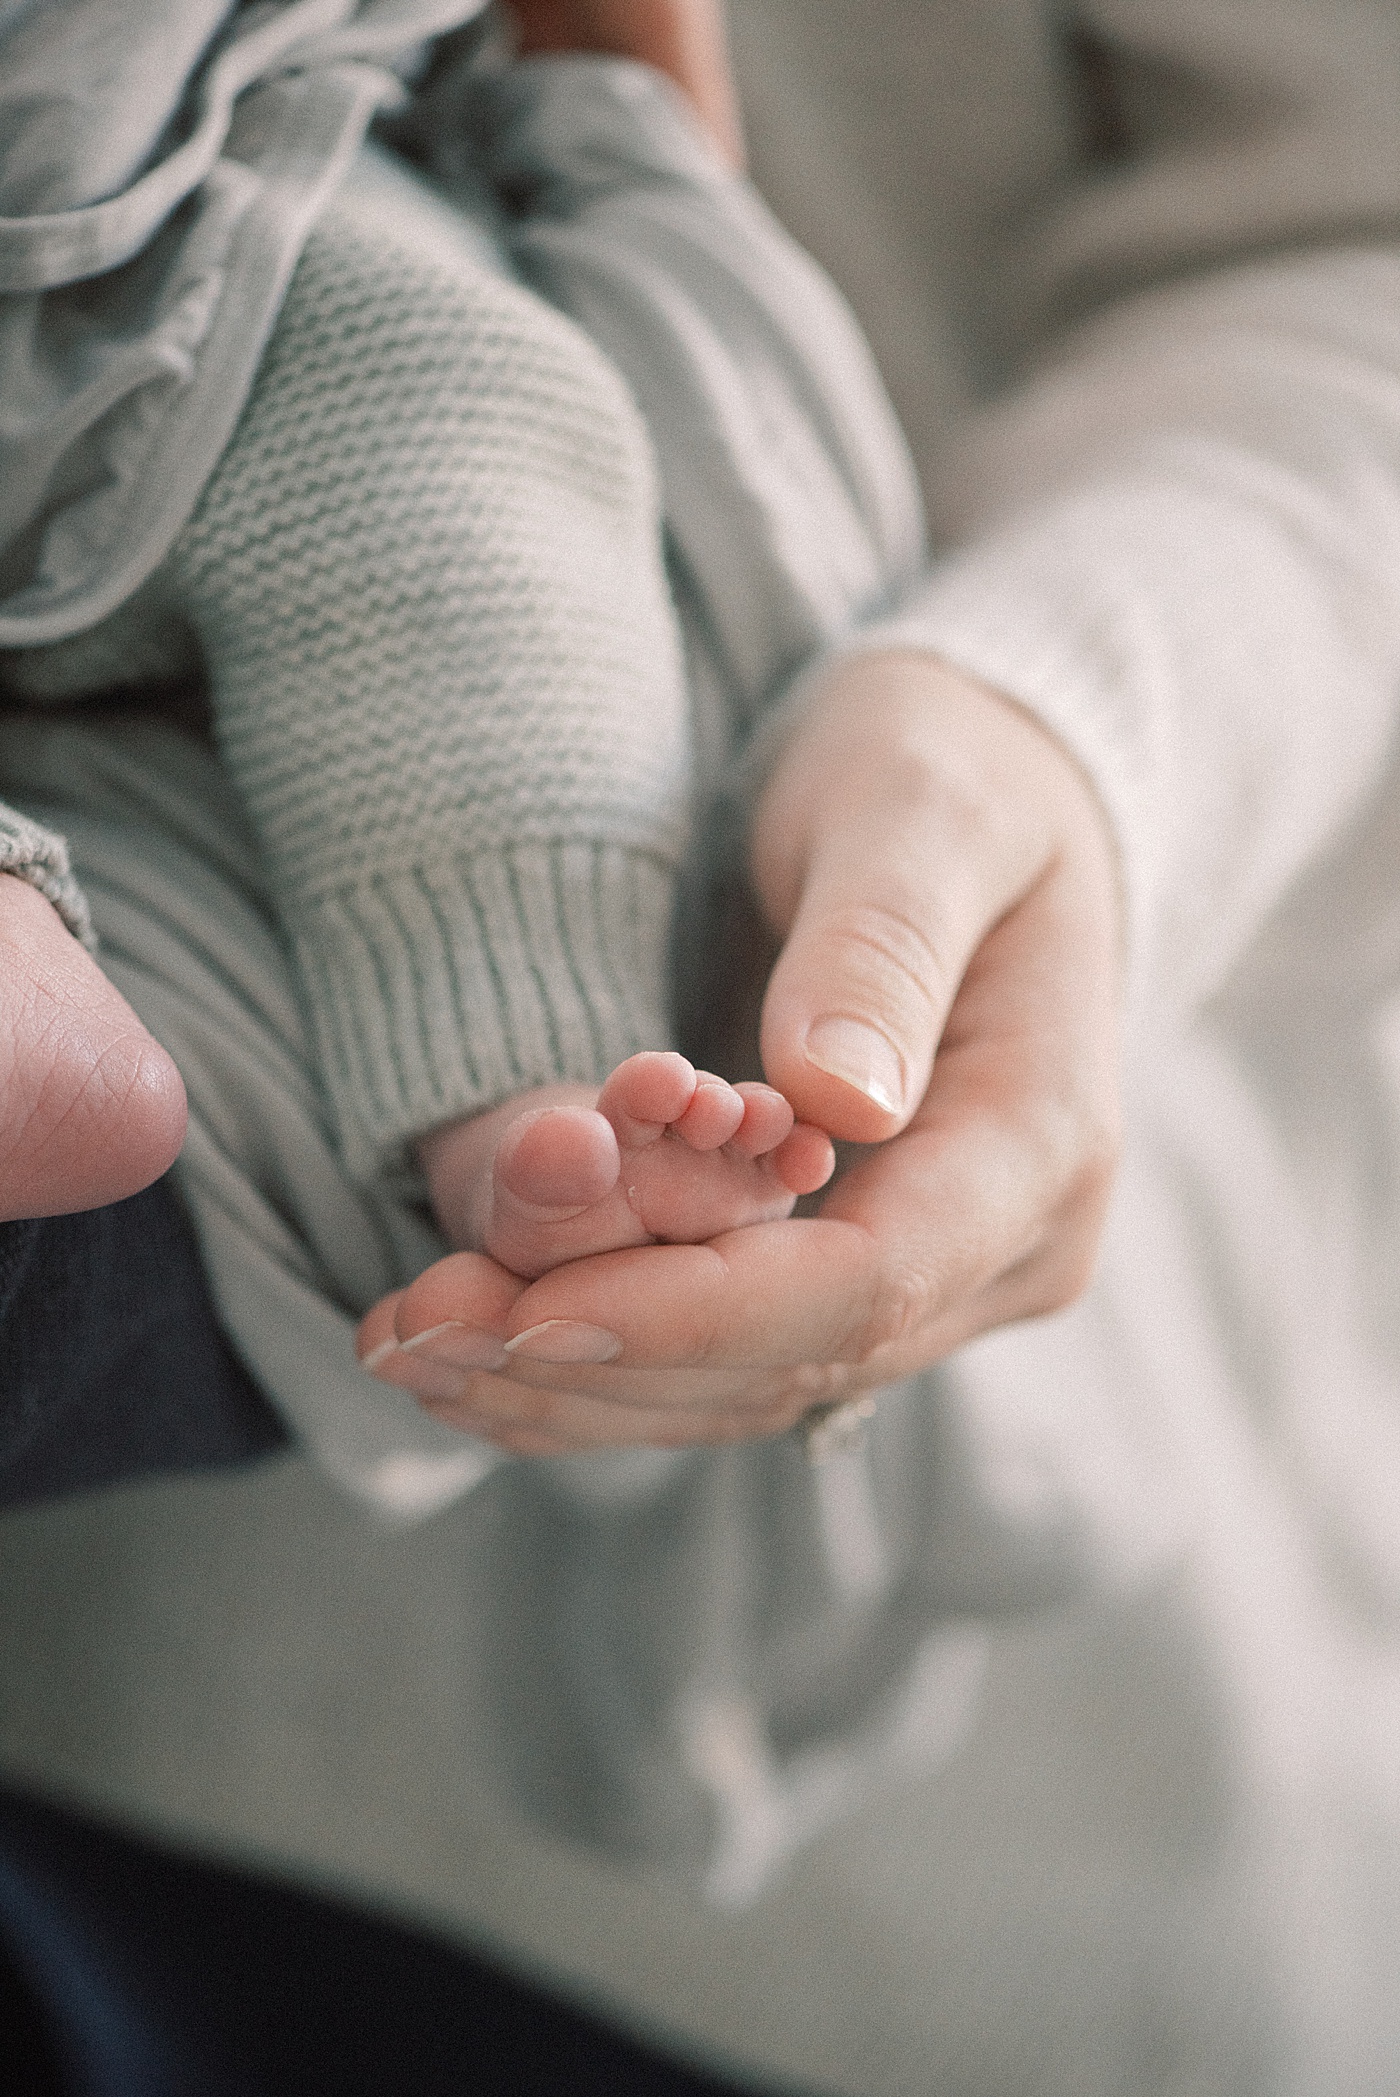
[0,803,94,948]
[287,841,679,1182]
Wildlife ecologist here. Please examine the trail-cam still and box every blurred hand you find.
[503,0,745,168]
[356,652,1123,1455]
[0,874,187,1220]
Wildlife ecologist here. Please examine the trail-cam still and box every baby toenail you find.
[504,1320,622,1364]
[398,1322,508,1371]
[359,1337,400,1374]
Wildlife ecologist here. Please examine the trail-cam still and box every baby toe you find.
[599,1050,698,1145]
[673,1072,746,1150]
[727,1082,796,1158]
[773,1122,837,1196]
[496,1105,620,1213]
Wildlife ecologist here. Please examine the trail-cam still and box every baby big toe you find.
[495,1106,620,1216]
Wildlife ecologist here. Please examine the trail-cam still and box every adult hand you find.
[356,652,1123,1455]
[503,0,745,169]
[0,873,187,1220]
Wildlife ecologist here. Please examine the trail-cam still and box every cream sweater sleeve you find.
[866,250,1400,1013]
[849,0,1400,1012]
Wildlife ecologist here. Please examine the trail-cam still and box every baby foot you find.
[419,1051,834,1280]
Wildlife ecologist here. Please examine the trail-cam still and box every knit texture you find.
[162,150,691,1179]
[0,803,92,948]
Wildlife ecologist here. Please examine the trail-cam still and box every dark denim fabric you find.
[0,1193,797,2094]
[0,1790,783,2097]
[0,1178,286,1510]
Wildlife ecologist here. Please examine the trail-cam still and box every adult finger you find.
[355,1252,525,1385]
[360,1293,822,1447]
[443,1224,881,1376]
[416,1366,815,1454]
[360,1243,831,1431]
[751,653,1066,1143]
[383,1229,865,1385]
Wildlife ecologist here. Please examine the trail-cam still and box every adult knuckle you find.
[764,1381,824,1434]
[867,1254,940,1361]
[1021,1080,1121,1211]
[1025,1212,1104,1316]
[823,901,954,1020]
[1033,1251,1091,1317]
[737,1393,810,1441]
[1045,1102,1120,1254]
[711,1365,825,1429]
[790,1359,856,1407]
[1076,1113,1122,1210]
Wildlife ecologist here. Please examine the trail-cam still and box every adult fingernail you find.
[359,1337,399,1374]
[398,1322,508,1371]
[503,1320,622,1364]
[803,1017,905,1115]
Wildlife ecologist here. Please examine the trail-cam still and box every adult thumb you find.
[751,653,1055,1144]
[756,816,973,1143]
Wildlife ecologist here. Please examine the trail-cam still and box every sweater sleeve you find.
[0,800,92,948]
[425,54,928,751]
[831,0,1400,1014]
[156,136,695,1185]
[852,252,1400,1012]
